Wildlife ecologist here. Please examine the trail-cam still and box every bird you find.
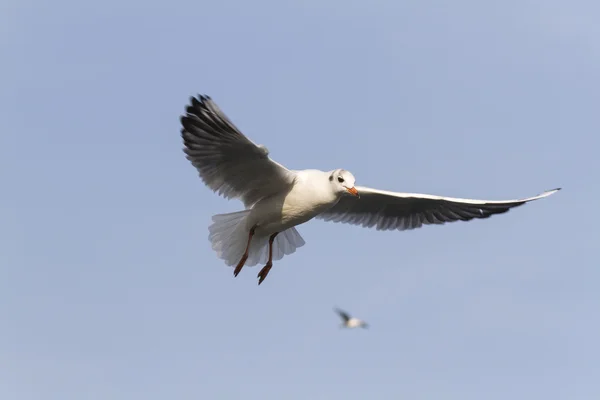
[334,308,369,329]
[179,94,561,285]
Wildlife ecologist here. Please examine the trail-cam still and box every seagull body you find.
[334,308,369,329]
[180,94,560,284]
[246,169,340,237]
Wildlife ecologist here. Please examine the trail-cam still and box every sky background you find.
[1,0,599,399]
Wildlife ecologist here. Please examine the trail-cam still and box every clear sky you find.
[1,0,598,399]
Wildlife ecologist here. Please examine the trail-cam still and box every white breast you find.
[346,318,363,328]
[248,169,339,235]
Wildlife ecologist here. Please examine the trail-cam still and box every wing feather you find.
[317,186,560,231]
[180,95,296,207]
[334,308,351,322]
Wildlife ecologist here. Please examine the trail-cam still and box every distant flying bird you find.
[180,94,561,285]
[334,308,369,329]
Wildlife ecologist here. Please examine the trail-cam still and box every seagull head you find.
[329,169,359,198]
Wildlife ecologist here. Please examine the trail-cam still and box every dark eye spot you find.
[337,177,344,183]
[329,175,333,181]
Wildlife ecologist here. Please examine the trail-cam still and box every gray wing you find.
[180,95,296,207]
[334,308,351,322]
[317,186,560,231]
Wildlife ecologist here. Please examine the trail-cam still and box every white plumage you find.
[334,308,369,329]
[180,94,560,284]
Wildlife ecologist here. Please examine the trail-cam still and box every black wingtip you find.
[185,94,213,110]
[544,187,562,195]
[190,95,201,108]
[183,95,213,121]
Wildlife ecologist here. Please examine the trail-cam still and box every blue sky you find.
[1,0,598,399]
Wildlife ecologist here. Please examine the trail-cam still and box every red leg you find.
[257,232,279,285]
[233,227,255,277]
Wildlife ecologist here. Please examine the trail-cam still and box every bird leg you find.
[233,226,256,277]
[257,232,278,285]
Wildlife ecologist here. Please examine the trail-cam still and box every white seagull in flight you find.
[334,308,369,329]
[180,94,560,285]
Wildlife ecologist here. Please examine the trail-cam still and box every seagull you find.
[334,308,369,329]
[180,94,560,285]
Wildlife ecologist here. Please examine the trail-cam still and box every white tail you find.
[208,211,306,267]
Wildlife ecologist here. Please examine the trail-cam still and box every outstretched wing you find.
[334,308,351,322]
[317,187,560,231]
[180,95,297,207]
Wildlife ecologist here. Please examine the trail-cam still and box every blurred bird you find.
[334,308,369,329]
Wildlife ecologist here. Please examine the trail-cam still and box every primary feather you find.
[181,95,296,208]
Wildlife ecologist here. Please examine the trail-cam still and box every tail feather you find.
[272,227,306,260]
[209,210,252,266]
[208,211,306,267]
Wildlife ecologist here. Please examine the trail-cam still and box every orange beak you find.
[346,187,360,197]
